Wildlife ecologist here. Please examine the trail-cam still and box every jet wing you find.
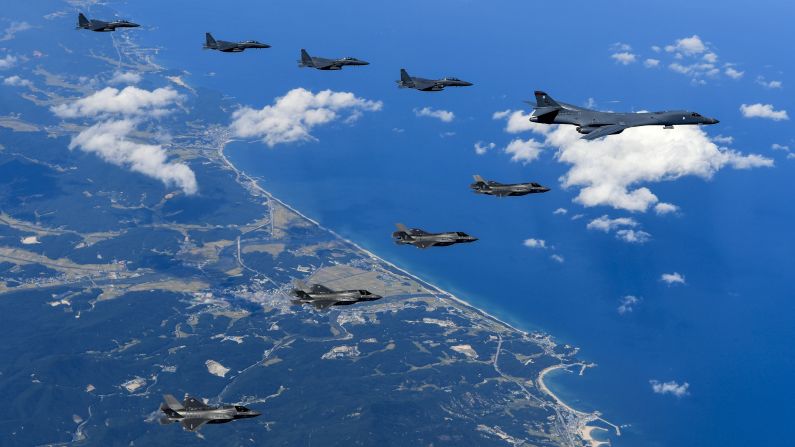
[183,396,211,411]
[312,300,336,310]
[181,418,209,432]
[413,79,439,90]
[216,41,239,51]
[415,240,438,249]
[310,284,334,294]
[312,59,336,69]
[581,124,629,140]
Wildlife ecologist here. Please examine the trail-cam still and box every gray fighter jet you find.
[204,33,271,52]
[159,394,260,432]
[397,69,473,91]
[529,91,719,140]
[470,175,550,197]
[77,13,139,32]
[291,280,382,310]
[393,223,478,249]
[298,49,369,70]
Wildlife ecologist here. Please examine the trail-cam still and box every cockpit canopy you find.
[530,182,542,187]
[691,112,702,117]
[442,77,460,81]
[455,232,469,237]
[341,57,357,61]
[234,406,251,412]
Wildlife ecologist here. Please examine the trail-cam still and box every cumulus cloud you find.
[550,254,565,263]
[523,238,547,249]
[771,143,790,151]
[711,134,734,145]
[588,215,650,244]
[501,120,772,212]
[474,141,495,155]
[0,54,18,70]
[756,77,782,89]
[1,21,32,41]
[553,208,568,215]
[644,58,660,68]
[611,52,637,65]
[493,109,548,134]
[650,380,690,397]
[661,272,686,285]
[69,119,197,195]
[414,106,454,123]
[3,75,32,87]
[654,202,679,215]
[109,71,142,85]
[52,86,181,118]
[725,67,744,80]
[618,295,640,314]
[230,88,382,147]
[665,35,707,56]
[740,103,789,121]
[504,138,544,164]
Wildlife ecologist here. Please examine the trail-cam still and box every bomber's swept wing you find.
[181,418,209,432]
[581,124,629,140]
[310,284,334,294]
[183,396,211,411]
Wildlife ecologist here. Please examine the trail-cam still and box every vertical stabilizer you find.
[300,49,313,67]
[205,32,217,48]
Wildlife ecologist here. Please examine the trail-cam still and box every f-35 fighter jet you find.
[77,13,139,32]
[159,394,260,432]
[204,33,271,52]
[529,91,719,140]
[393,224,478,249]
[397,69,473,91]
[291,280,382,310]
[470,175,550,197]
[299,49,369,70]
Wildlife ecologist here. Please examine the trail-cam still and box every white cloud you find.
[651,45,662,53]
[771,143,790,151]
[788,153,795,160]
[644,58,660,68]
[0,54,18,70]
[587,215,639,232]
[109,71,142,85]
[523,238,547,249]
[654,202,679,215]
[661,272,686,285]
[550,254,565,263]
[616,229,651,244]
[711,134,734,145]
[740,103,789,121]
[571,214,584,221]
[1,21,32,41]
[414,106,454,123]
[611,42,633,52]
[52,86,181,118]
[553,208,568,215]
[611,52,637,65]
[665,35,707,55]
[474,141,495,155]
[3,75,32,87]
[725,67,744,80]
[69,119,197,195]
[504,138,544,164]
[230,88,382,147]
[493,109,550,134]
[756,76,782,89]
[650,380,690,398]
[702,52,718,63]
[618,295,640,314]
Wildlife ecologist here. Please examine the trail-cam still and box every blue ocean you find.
[124,1,795,445]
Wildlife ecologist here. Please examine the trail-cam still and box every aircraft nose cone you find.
[712,118,720,124]
[462,81,473,86]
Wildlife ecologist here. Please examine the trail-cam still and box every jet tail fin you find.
[398,69,414,87]
[204,32,217,48]
[473,174,485,183]
[77,13,90,29]
[395,223,409,233]
[300,49,313,67]
[534,91,562,109]
[162,394,185,412]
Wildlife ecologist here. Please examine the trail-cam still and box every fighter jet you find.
[298,49,369,70]
[529,91,719,140]
[291,280,382,310]
[393,223,478,249]
[204,33,271,52]
[397,69,473,91]
[159,394,260,432]
[77,13,139,32]
[470,175,550,197]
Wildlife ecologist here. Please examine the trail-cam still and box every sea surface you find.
[120,1,795,445]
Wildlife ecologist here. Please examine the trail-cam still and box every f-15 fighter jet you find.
[159,394,260,432]
[393,224,478,249]
[529,91,719,140]
[298,49,369,70]
[396,69,473,91]
[77,13,139,32]
[204,32,270,52]
[470,175,550,197]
